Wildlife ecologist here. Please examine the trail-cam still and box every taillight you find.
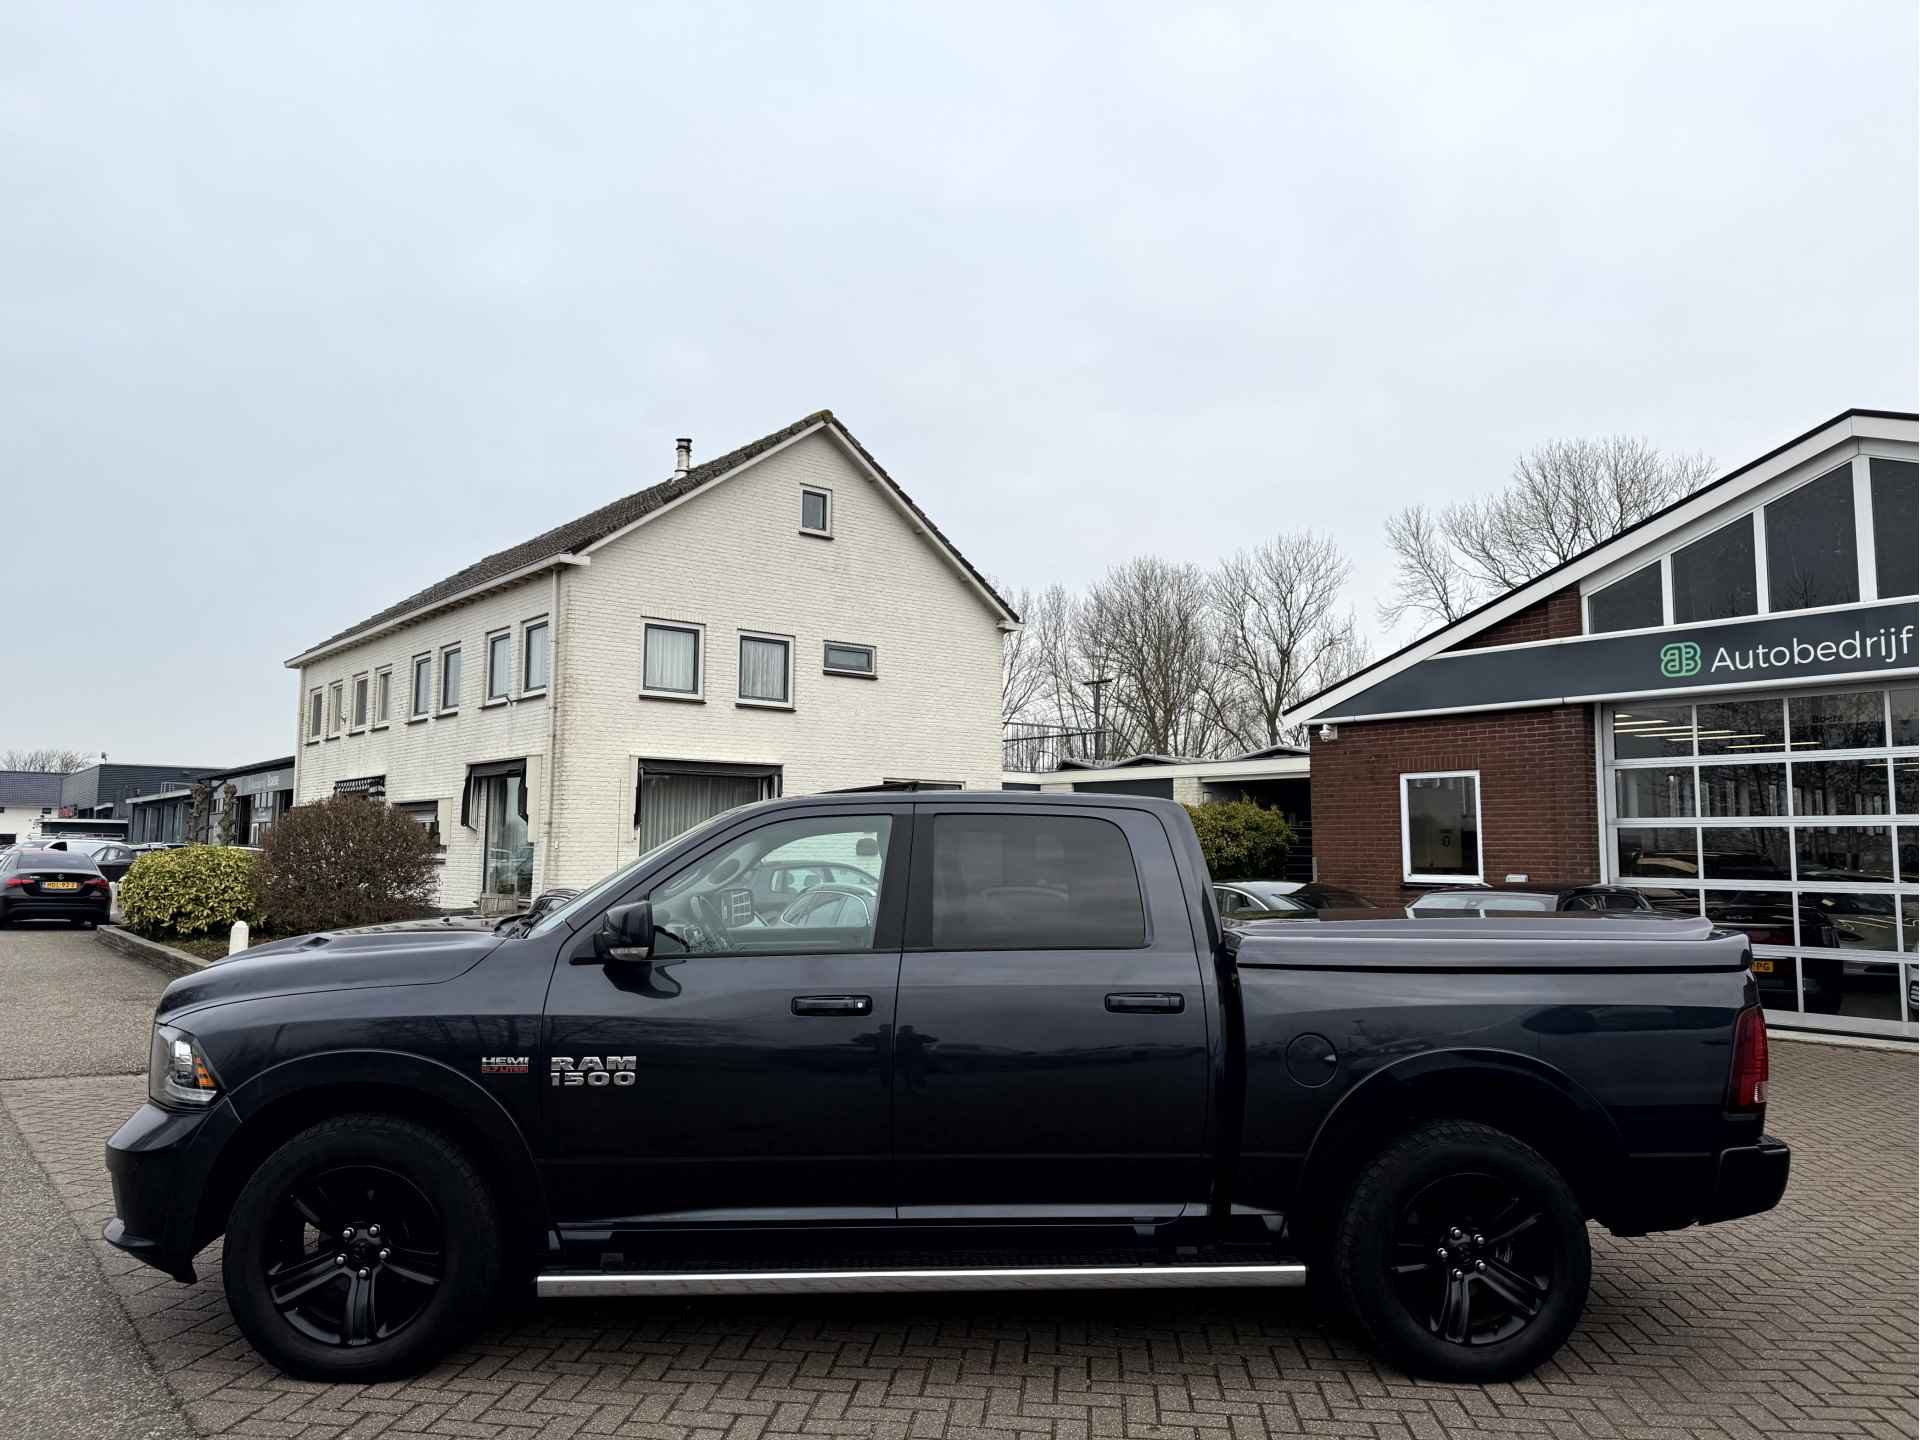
[85,876,111,893]
[1728,1006,1769,1111]
[2,875,29,889]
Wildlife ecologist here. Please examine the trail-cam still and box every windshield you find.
[524,809,742,939]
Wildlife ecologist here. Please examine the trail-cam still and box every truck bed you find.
[1227,912,1752,971]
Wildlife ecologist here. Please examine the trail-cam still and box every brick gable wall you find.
[1449,583,1584,650]
[1309,704,1599,901]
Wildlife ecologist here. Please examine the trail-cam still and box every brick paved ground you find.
[1,933,1913,1439]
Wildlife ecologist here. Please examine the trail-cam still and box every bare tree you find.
[1078,557,1226,757]
[0,747,91,773]
[1210,531,1370,750]
[1000,584,1060,728]
[1383,436,1713,629]
[1379,505,1476,629]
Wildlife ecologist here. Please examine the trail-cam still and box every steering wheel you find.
[688,890,735,953]
[777,884,874,929]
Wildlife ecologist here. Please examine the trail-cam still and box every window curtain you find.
[740,637,788,702]
[638,773,769,852]
[645,627,697,691]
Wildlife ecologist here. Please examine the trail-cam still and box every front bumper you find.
[102,1097,240,1283]
[1699,1133,1791,1225]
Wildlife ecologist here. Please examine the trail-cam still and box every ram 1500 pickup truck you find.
[105,792,1789,1384]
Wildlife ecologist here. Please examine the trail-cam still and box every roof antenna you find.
[673,437,692,479]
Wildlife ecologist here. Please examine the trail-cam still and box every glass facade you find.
[1605,684,1920,1036]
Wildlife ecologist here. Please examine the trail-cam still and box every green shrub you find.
[251,795,441,937]
[120,845,260,938]
[1185,800,1294,881]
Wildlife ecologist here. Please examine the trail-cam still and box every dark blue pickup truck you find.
[104,792,1787,1385]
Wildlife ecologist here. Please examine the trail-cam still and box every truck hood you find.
[157,918,504,1020]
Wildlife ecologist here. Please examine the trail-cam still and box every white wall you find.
[549,427,1006,886]
[294,577,557,910]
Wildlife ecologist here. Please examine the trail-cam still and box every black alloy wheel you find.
[223,1115,501,1380]
[264,1164,444,1347]
[1387,1172,1554,1346]
[1332,1120,1589,1382]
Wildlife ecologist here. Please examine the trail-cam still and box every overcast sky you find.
[3,1,1914,765]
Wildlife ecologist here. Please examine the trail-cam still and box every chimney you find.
[673,437,692,478]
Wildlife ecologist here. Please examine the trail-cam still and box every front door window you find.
[481,772,532,900]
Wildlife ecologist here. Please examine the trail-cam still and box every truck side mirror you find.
[592,901,655,964]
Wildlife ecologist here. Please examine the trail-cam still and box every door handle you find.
[1105,992,1185,1014]
[791,994,873,1017]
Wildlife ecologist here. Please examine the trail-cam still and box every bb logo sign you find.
[1659,642,1702,679]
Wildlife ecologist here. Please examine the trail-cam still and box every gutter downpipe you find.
[545,564,561,892]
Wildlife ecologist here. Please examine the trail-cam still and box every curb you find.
[95,925,212,978]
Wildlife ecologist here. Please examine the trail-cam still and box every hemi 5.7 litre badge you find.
[480,1056,529,1075]
[551,1055,637,1087]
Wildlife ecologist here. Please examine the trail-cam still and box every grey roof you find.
[293,410,1016,661]
[199,756,296,782]
[0,771,65,806]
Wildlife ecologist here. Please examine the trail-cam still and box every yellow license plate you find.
[1750,959,1775,974]
[42,880,80,891]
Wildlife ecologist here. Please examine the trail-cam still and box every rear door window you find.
[925,813,1146,950]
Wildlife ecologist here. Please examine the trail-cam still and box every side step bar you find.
[537,1262,1307,1298]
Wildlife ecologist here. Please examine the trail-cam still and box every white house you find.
[287,411,1017,911]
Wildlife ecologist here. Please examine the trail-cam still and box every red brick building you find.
[1292,409,1919,1041]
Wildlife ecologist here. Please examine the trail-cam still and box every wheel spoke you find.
[1479,1258,1547,1319]
[1437,1270,1473,1343]
[1486,1208,1543,1247]
[268,1250,344,1307]
[343,1270,374,1345]
[383,1247,441,1288]
[289,1177,345,1234]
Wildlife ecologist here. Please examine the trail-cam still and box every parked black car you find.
[1408,884,1656,915]
[1212,879,1375,918]
[0,847,113,926]
[104,793,1786,1387]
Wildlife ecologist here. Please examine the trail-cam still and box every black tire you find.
[1332,1120,1589,1383]
[222,1114,501,1381]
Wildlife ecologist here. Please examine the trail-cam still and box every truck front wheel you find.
[222,1114,502,1381]
[1332,1120,1589,1383]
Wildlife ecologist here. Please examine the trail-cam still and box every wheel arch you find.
[1294,1049,1626,1239]
[194,1051,548,1261]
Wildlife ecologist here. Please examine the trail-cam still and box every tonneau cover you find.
[1226,911,1751,972]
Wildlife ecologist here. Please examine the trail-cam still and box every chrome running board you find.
[536,1262,1307,1298]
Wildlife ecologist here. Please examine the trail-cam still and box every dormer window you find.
[800,485,832,538]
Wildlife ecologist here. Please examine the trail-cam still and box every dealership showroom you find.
[1297,409,1918,1040]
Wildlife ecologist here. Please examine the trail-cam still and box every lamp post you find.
[1084,676,1112,761]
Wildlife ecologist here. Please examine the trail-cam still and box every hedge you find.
[119,845,260,939]
[1185,800,1294,881]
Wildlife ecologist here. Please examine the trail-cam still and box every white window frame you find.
[484,629,512,705]
[438,644,462,715]
[372,665,392,729]
[307,688,324,742]
[350,672,370,733]
[823,639,877,678]
[640,619,705,701]
[1400,769,1485,885]
[799,484,833,538]
[409,653,433,721]
[521,617,550,695]
[326,680,344,738]
[737,629,795,709]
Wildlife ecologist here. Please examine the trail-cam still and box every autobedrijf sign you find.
[1321,600,1918,720]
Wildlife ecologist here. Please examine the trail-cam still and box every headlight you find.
[148,1024,221,1108]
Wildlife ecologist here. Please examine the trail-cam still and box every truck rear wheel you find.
[1332,1120,1589,1383]
[222,1114,501,1381]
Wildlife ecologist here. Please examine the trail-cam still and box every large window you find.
[642,622,701,698]
[636,765,778,852]
[1401,772,1482,883]
[649,814,891,957]
[1870,459,1918,597]
[479,771,530,900]
[486,631,512,701]
[927,812,1145,950]
[1606,685,1920,1036]
[739,633,793,706]
[1587,562,1663,633]
[1764,464,1857,611]
[1670,518,1756,623]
